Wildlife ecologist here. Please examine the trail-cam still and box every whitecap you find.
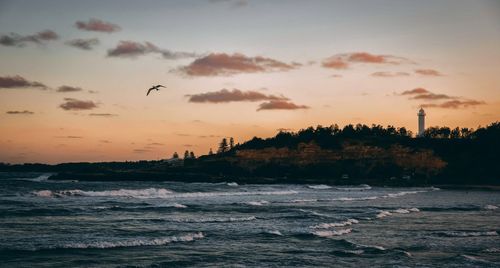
[61,232,204,249]
[376,210,392,218]
[172,216,257,223]
[311,219,359,229]
[485,205,498,210]
[34,188,298,199]
[33,190,53,197]
[265,230,283,236]
[245,200,269,206]
[307,184,332,190]
[227,182,238,186]
[312,228,352,237]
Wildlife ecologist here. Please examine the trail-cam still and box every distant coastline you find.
[1,122,499,187]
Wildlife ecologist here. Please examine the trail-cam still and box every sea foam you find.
[33,188,298,199]
[61,232,204,249]
[312,228,352,237]
[307,184,332,190]
[311,219,359,229]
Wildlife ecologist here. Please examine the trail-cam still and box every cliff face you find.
[229,142,446,178]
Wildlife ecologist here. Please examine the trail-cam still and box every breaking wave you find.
[376,208,419,218]
[245,200,270,206]
[170,216,257,223]
[60,232,204,249]
[485,205,498,210]
[226,182,238,187]
[312,228,352,237]
[33,188,298,199]
[307,184,332,190]
[311,219,359,229]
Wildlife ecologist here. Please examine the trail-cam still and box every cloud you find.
[107,40,197,59]
[330,74,343,78]
[400,87,430,95]
[65,38,99,50]
[410,93,453,100]
[371,71,410,77]
[57,85,83,92]
[59,98,98,110]
[257,100,309,111]
[0,75,48,89]
[5,110,34,115]
[399,87,452,100]
[55,136,83,139]
[398,87,484,109]
[415,69,443,76]
[322,58,349,69]
[187,88,288,103]
[322,52,412,69]
[89,113,117,117]
[75,18,121,33]
[0,30,59,47]
[178,53,300,76]
[148,142,164,146]
[421,100,485,109]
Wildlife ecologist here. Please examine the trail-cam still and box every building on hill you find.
[418,108,426,137]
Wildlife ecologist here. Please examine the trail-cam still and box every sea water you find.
[0,172,499,267]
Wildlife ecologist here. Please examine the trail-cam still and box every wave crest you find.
[61,232,204,249]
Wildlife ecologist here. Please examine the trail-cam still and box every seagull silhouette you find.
[146,84,165,96]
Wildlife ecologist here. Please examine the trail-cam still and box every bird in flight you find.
[146,84,165,96]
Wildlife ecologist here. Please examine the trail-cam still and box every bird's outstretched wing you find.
[156,85,166,88]
[146,87,155,96]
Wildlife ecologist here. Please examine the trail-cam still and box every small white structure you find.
[418,108,426,136]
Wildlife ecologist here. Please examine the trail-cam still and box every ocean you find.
[0,172,499,267]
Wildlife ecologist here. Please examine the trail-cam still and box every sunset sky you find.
[1,0,499,164]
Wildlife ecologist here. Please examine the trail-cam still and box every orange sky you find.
[0,0,499,163]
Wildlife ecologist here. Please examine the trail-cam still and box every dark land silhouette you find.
[1,122,499,186]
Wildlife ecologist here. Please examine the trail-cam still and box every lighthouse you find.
[417,108,426,137]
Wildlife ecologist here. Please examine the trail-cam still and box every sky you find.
[0,0,499,164]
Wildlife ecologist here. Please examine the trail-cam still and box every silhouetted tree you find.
[230,137,234,149]
[172,152,179,159]
[208,148,214,155]
[184,150,189,159]
[218,138,229,153]
[190,151,195,158]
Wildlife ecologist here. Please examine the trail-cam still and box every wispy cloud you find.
[59,98,98,111]
[178,53,301,76]
[89,113,117,117]
[400,88,429,95]
[186,89,288,103]
[55,136,83,139]
[257,100,309,111]
[398,87,484,109]
[107,40,198,59]
[65,38,99,50]
[322,52,413,70]
[57,85,83,93]
[415,69,443,76]
[75,18,121,33]
[421,100,485,109]
[5,110,34,115]
[371,71,410,77]
[0,75,48,89]
[0,30,59,47]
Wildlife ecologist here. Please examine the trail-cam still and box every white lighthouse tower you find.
[417,108,426,137]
